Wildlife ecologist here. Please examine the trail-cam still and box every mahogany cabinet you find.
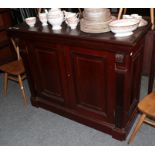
[7,21,150,140]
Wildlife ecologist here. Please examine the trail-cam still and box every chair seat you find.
[138,92,155,118]
[0,59,25,75]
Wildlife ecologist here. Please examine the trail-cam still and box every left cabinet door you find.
[26,41,68,107]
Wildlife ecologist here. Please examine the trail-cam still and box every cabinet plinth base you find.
[31,97,138,141]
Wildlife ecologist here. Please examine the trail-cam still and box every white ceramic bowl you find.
[48,16,64,30]
[66,16,79,24]
[131,14,142,20]
[64,11,78,19]
[122,14,133,19]
[66,19,79,29]
[68,23,78,29]
[25,17,36,27]
[66,15,78,22]
[109,19,139,37]
[39,13,48,26]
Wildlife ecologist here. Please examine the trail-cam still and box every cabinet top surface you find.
[8,19,151,46]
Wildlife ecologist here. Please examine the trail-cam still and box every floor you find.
[0,73,155,146]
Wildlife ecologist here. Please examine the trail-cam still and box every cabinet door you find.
[26,41,67,106]
[67,47,115,123]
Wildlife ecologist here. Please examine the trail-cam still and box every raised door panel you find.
[68,47,115,123]
[27,42,67,106]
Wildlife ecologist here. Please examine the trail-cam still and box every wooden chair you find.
[118,8,154,30]
[0,38,28,106]
[128,92,155,144]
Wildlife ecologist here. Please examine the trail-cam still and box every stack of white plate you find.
[80,8,114,33]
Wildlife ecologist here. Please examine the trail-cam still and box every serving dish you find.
[109,19,139,37]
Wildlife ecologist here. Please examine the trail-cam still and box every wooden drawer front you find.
[0,31,8,42]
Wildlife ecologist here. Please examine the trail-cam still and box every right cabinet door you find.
[67,47,116,123]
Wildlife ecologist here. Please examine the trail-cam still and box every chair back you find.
[11,38,21,61]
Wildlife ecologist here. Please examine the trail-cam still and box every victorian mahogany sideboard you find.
[7,21,150,140]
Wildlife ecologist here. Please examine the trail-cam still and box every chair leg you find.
[123,8,127,15]
[118,8,124,19]
[3,73,8,96]
[18,74,28,106]
[150,8,154,30]
[128,114,146,144]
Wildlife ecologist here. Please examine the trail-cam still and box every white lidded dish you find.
[109,19,140,37]
[48,16,64,30]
